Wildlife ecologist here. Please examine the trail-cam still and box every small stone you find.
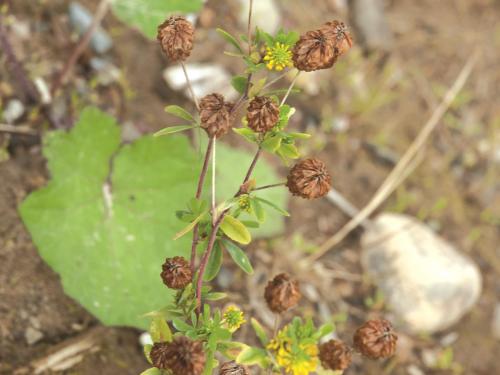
[25,326,43,345]
[89,58,121,86]
[163,64,237,102]
[68,2,113,54]
[2,99,25,123]
[361,213,482,333]
[407,364,425,375]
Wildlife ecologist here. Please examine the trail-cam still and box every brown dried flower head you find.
[150,337,205,375]
[161,256,192,289]
[321,20,353,57]
[246,96,280,133]
[219,361,250,375]
[264,273,301,313]
[319,340,353,371]
[286,158,331,199]
[157,16,194,61]
[353,319,397,359]
[199,93,234,138]
[292,20,352,72]
[292,27,337,72]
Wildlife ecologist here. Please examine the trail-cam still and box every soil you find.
[1,0,499,374]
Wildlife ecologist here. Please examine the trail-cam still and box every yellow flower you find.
[223,306,246,332]
[263,42,293,71]
[268,328,319,375]
[238,194,251,212]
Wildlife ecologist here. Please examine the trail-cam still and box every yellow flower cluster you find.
[223,306,246,332]
[268,330,319,375]
[263,42,294,71]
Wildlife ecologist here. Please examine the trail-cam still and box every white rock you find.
[163,64,237,102]
[361,213,482,333]
[238,0,281,34]
[2,99,25,123]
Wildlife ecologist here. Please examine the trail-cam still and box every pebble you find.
[2,99,25,123]
[25,326,44,345]
[163,64,237,101]
[68,2,113,54]
[361,213,482,333]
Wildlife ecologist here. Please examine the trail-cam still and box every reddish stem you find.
[190,137,215,272]
[196,145,261,311]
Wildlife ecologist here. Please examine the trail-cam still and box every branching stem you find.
[253,182,286,191]
[280,71,301,106]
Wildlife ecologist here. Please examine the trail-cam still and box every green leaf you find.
[261,135,282,153]
[236,346,270,367]
[289,132,311,139]
[172,318,192,332]
[164,105,195,122]
[19,107,201,329]
[216,28,244,54]
[154,125,196,137]
[140,368,161,375]
[143,344,153,365]
[204,242,223,281]
[233,128,257,143]
[205,292,227,301]
[220,215,251,245]
[277,143,300,159]
[250,198,265,223]
[231,75,248,94]
[173,210,207,240]
[251,318,269,346]
[255,197,290,217]
[112,0,203,39]
[316,322,335,338]
[150,316,172,343]
[221,239,253,274]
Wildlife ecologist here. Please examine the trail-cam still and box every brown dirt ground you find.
[1,0,499,374]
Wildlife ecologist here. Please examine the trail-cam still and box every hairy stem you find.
[190,137,214,272]
[180,61,200,111]
[51,0,112,96]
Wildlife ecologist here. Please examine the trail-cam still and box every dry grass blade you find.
[308,51,479,262]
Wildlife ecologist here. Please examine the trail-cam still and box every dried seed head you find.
[292,20,351,72]
[286,158,331,199]
[161,256,192,289]
[353,319,397,359]
[246,96,280,133]
[264,273,301,313]
[219,361,250,375]
[292,28,337,72]
[199,93,234,138]
[150,337,205,375]
[321,20,353,57]
[319,340,353,371]
[157,16,194,61]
